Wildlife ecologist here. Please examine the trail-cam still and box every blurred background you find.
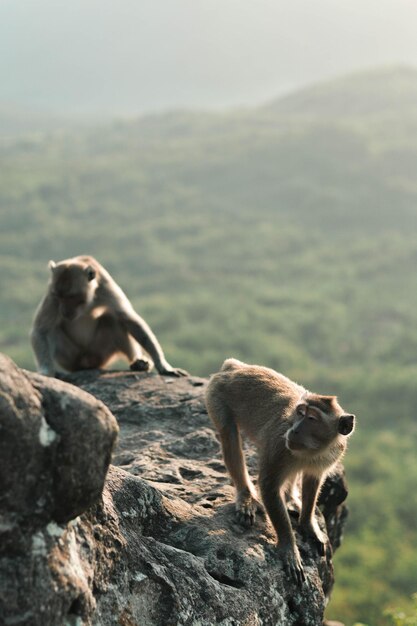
[1,1,417,623]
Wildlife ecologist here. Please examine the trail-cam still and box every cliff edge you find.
[0,354,349,626]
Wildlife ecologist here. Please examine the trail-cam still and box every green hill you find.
[1,67,417,624]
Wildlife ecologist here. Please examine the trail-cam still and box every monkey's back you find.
[206,360,306,442]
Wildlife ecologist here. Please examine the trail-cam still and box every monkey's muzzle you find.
[285,433,306,452]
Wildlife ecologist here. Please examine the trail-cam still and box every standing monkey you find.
[31,255,188,377]
[205,358,355,585]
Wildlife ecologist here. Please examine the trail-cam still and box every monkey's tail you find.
[221,358,245,372]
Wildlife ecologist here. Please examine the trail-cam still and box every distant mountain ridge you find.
[1,66,417,139]
[265,65,417,118]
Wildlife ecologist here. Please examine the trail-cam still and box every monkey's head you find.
[49,259,97,321]
[285,394,355,455]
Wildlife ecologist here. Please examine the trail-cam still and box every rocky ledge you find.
[0,354,349,626]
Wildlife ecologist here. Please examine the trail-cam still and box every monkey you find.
[205,358,355,585]
[30,255,188,378]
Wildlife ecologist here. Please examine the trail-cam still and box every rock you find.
[0,354,118,530]
[29,372,119,524]
[0,354,118,625]
[0,359,351,626]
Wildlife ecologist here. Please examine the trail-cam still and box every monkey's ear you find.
[338,414,355,436]
[48,260,56,271]
[296,402,307,417]
[85,266,96,281]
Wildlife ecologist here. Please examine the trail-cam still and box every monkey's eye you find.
[307,408,320,421]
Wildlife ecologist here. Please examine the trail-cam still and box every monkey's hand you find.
[279,544,306,586]
[235,490,263,527]
[300,521,326,557]
[158,364,189,377]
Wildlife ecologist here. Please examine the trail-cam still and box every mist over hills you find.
[2,0,417,115]
[1,66,417,624]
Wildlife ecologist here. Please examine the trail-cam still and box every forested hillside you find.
[1,67,417,624]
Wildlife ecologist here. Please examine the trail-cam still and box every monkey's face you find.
[285,398,355,454]
[50,261,97,321]
[58,294,89,321]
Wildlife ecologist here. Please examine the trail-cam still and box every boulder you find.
[0,355,118,624]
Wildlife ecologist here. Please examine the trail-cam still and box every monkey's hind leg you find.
[91,315,151,371]
[130,358,151,372]
[299,473,326,556]
[122,332,151,371]
[209,406,262,527]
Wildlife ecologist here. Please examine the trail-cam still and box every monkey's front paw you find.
[130,358,151,372]
[235,494,262,528]
[279,546,306,586]
[160,366,189,377]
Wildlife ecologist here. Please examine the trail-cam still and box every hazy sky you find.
[1,0,417,115]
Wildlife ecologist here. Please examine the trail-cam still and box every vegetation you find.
[1,67,417,625]
[384,594,417,626]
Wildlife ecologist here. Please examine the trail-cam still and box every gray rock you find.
[0,360,350,626]
[0,354,118,624]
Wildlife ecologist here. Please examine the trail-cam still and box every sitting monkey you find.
[205,358,355,585]
[31,255,187,377]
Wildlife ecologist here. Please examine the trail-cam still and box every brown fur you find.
[31,255,187,377]
[205,358,355,585]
